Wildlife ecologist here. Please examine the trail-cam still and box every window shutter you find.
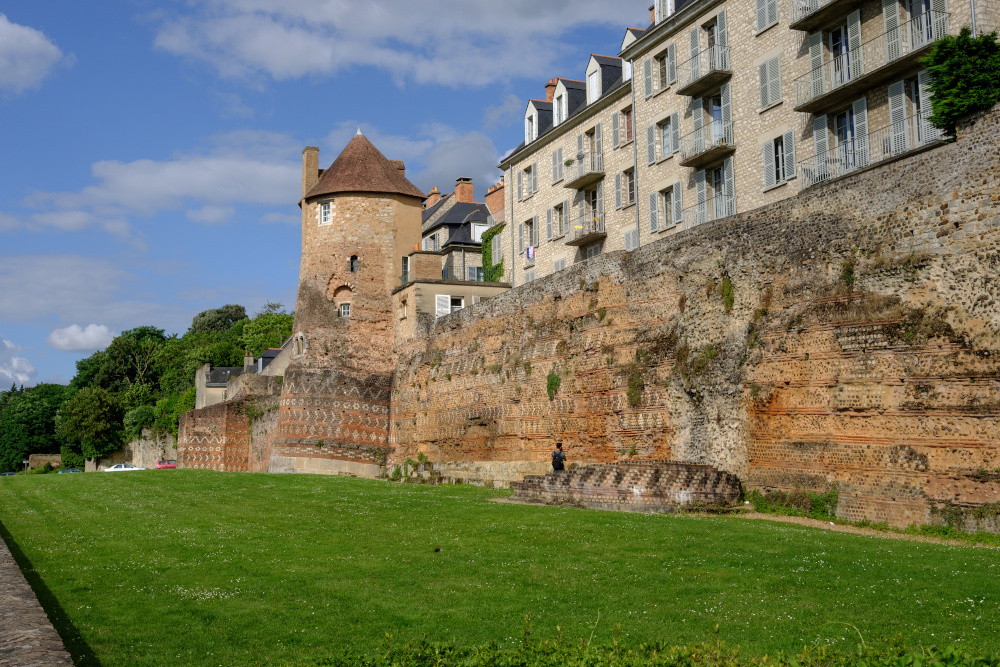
[917,70,941,144]
[853,97,869,168]
[721,83,732,143]
[518,222,524,253]
[646,125,657,165]
[594,123,604,171]
[552,151,559,183]
[546,209,553,240]
[782,130,796,181]
[888,80,909,156]
[670,112,680,153]
[644,59,654,98]
[435,294,451,318]
[531,162,538,193]
[689,29,701,80]
[847,10,863,78]
[558,147,564,180]
[517,171,523,201]
[577,190,585,223]
[667,43,677,84]
[723,156,735,217]
[649,192,659,232]
[624,229,639,252]
[596,182,604,227]
[767,0,778,26]
[756,0,767,31]
[614,173,623,210]
[758,62,769,108]
[767,57,782,107]
[562,200,570,235]
[883,0,901,61]
[692,98,704,152]
[612,113,621,148]
[492,232,501,260]
[931,0,948,39]
[808,32,825,99]
[672,182,684,224]
[532,215,539,246]
[763,140,776,188]
[716,10,729,69]
[695,169,707,224]
[813,115,829,182]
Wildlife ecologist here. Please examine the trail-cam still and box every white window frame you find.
[588,71,600,103]
[472,223,487,243]
[339,303,351,318]
[320,202,332,226]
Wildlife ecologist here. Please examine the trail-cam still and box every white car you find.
[103,463,147,472]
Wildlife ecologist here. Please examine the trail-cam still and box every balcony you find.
[793,11,949,113]
[563,151,604,190]
[789,0,864,32]
[798,110,943,188]
[679,120,735,169]
[681,194,736,230]
[565,212,606,246]
[676,46,731,98]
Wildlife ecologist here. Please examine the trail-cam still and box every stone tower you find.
[269,131,425,475]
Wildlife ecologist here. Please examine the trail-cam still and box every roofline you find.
[619,0,725,60]
[591,53,623,59]
[498,79,632,169]
[557,78,586,83]
[305,188,425,202]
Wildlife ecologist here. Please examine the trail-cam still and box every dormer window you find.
[623,60,633,81]
[588,71,600,103]
[554,94,565,125]
[655,0,673,22]
[525,115,536,143]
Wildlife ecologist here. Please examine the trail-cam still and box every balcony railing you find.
[793,11,948,113]
[798,110,943,188]
[679,120,735,168]
[565,211,606,246]
[564,151,604,190]
[789,0,862,31]
[676,45,731,97]
[679,194,736,230]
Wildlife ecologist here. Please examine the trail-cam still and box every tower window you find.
[350,256,359,272]
[340,303,351,318]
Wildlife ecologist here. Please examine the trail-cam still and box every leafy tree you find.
[153,387,196,438]
[57,387,125,460]
[242,304,294,357]
[60,445,85,470]
[0,384,73,473]
[70,351,108,389]
[124,405,156,439]
[96,326,167,390]
[923,29,1000,135]
[189,304,247,334]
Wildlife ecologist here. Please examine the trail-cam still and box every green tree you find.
[57,387,125,460]
[241,304,294,357]
[188,304,248,334]
[0,384,73,473]
[923,29,1000,135]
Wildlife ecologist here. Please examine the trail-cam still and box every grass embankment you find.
[0,471,998,666]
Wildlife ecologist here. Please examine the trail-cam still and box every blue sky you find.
[0,0,651,386]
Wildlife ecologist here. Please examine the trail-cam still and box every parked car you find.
[104,463,146,472]
[57,468,83,474]
[156,460,177,469]
[0,472,15,477]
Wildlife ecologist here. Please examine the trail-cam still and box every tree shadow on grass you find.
[0,520,102,666]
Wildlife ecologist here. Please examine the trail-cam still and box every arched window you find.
[350,256,359,272]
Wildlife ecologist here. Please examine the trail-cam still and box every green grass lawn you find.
[1,471,998,666]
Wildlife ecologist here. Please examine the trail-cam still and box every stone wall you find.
[27,454,61,469]
[85,431,176,472]
[391,107,1000,527]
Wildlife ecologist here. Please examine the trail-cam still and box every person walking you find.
[551,442,566,473]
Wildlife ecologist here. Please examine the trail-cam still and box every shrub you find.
[922,28,1000,135]
[546,370,561,401]
[123,405,155,439]
[720,276,735,313]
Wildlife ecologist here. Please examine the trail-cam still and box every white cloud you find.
[411,133,503,200]
[0,335,36,387]
[152,0,650,85]
[484,93,526,129]
[0,14,70,95]
[46,324,115,352]
[187,204,235,225]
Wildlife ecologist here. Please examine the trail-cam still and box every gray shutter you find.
[492,232,501,260]
[723,156,735,217]
[756,0,767,31]
[672,182,683,224]
[692,98,704,153]
[931,0,948,39]
[917,70,940,144]
[847,10,863,78]
[883,0,901,61]
[611,113,621,149]
[758,62,770,108]
[721,82,732,144]
[888,80,909,155]
[782,130,796,181]
[813,115,829,182]
[552,150,559,183]
[716,10,729,69]
[646,125,657,164]
[558,148,564,180]
[649,192,659,232]
[767,0,778,26]
[531,162,538,193]
[768,57,781,107]
[435,294,451,318]
[667,43,677,84]
[595,181,605,227]
[532,215,539,246]
[577,190,585,223]
[594,123,604,171]
[689,29,701,80]
[577,134,585,178]
[624,229,639,252]
[518,222,524,253]
[763,140,776,188]
[517,171,523,201]
[695,169,707,224]
[614,173,623,209]
[808,32,825,100]
[670,112,680,153]
[643,59,654,98]
[546,208,553,240]
[563,199,570,235]
[853,97,869,168]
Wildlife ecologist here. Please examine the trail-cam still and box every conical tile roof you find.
[305,133,425,201]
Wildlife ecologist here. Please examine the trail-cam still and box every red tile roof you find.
[305,133,425,201]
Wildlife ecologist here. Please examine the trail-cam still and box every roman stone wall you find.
[391,107,1000,527]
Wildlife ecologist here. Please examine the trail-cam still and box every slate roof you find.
[206,367,243,387]
[305,133,425,201]
[444,210,491,247]
[424,201,490,235]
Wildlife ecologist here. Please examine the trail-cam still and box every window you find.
[554,94,564,125]
[400,299,407,320]
[553,204,565,237]
[432,234,440,251]
[554,258,567,272]
[523,218,536,259]
[758,56,782,109]
[525,115,536,144]
[830,24,852,87]
[649,185,680,232]
[623,60,633,81]
[450,297,464,313]
[624,108,634,143]
[524,270,536,283]
[491,232,502,262]
[350,255,359,272]
[763,132,795,188]
[755,0,778,31]
[551,147,565,183]
[656,53,668,90]
[588,71,600,102]
[585,242,602,259]
[401,256,409,278]
[522,164,537,197]
[466,266,484,281]
[339,303,351,318]
[658,114,678,158]
[472,224,487,243]
[621,169,636,207]
[320,202,332,225]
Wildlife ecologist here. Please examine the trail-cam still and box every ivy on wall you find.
[922,28,1000,135]
[481,224,505,283]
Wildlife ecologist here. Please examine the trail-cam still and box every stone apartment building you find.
[498,0,994,286]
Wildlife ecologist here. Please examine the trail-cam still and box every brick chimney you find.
[485,178,505,220]
[545,78,558,103]
[302,146,320,198]
[649,4,656,23]
[425,186,441,208]
[454,177,474,203]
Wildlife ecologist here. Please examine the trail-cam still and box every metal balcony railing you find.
[798,110,943,188]
[789,0,859,30]
[676,45,731,97]
[681,194,736,230]
[565,210,606,246]
[679,119,735,168]
[564,150,604,190]
[793,11,949,111]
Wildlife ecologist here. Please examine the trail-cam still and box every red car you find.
[156,460,177,469]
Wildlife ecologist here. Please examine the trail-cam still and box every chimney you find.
[391,160,405,177]
[485,179,505,220]
[243,351,254,373]
[302,147,320,198]
[649,4,656,23]
[545,78,558,103]
[454,177,474,203]
[425,186,441,208]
